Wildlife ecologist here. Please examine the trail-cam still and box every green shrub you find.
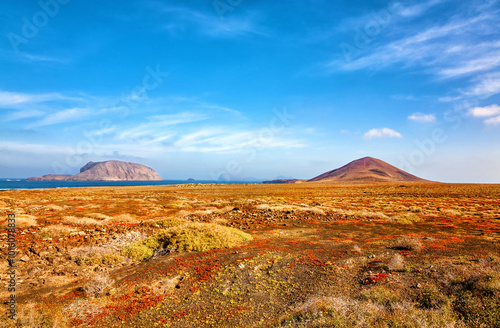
[453,291,500,327]
[418,285,448,309]
[123,223,252,261]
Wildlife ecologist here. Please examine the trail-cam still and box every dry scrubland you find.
[1,182,500,327]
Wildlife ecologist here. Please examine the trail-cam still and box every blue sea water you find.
[0,179,260,191]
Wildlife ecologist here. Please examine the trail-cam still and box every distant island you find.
[187,178,196,182]
[27,160,163,181]
[262,179,304,184]
[217,173,260,182]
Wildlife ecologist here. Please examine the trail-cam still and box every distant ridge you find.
[28,160,162,181]
[308,157,429,183]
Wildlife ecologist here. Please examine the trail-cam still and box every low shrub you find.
[153,216,185,228]
[391,213,423,224]
[123,223,253,261]
[418,285,448,309]
[390,237,422,251]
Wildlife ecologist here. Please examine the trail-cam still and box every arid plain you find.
[1,182,500,327]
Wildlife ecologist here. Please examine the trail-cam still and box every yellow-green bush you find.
[123,223,252,261]
[391,213,423,224]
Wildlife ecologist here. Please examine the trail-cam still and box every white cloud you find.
[408,113,436,122]
[117,112,208,141]
[364,128,403,140]
[469,104,500,117]
[4,109,45,121]
[174,127,305,153]
[0,90,81,108]
[29,108,90,128]
[485,115,500,126]
[464,72,500,99]
[397,0,443,17]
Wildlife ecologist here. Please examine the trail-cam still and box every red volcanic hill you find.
[28,160,163,181]
[308,157,429,183]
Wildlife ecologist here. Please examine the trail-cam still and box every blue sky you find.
[1,0,500,182]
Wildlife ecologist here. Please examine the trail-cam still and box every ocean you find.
[0,179,260,191]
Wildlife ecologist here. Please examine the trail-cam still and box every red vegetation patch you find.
[363,273,390,285]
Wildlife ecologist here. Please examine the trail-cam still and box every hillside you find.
[27,160,162,181]
[308,157,429,182]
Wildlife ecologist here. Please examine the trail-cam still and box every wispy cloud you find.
[28,108,90,128]
[408,113,436,122]
[168,96,243,116]
[463,71,500,99]
[155,3,265,37]
[397,0,444,17]
[0,90,82,108]
[330,2,500,100]
[364,128,402,140]
[117,112,208,142]
[3,109,45,121]
[174,128,305,153]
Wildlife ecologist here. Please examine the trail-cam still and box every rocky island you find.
[27,160,163,181]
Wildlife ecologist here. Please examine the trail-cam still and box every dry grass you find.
[110,213,136,223]
[87,213,110,220]
[276,295,461,328]
[83,273,114,297]
[388,253,405,271]
[61,216,104,225]
[391,237,423,251]
[44,204,64,211]
[70,231,147,262]
[0,214,37,228]
[255,203,326,215]
[38,225,76,239]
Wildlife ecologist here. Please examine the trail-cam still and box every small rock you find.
[238,263,245,269]
[368,255,376,259]
[28,267,41,275]
[20,255,30,262]
[415,283,422,289]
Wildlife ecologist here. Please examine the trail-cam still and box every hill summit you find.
[28,160,162,181]
[308,157,428,183]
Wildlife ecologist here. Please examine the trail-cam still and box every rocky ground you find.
[1,183,500,327]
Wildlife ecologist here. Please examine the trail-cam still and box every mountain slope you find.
[28,160,162,181]
[308,157,428,182]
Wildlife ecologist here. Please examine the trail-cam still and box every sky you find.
[1,0,500,182]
